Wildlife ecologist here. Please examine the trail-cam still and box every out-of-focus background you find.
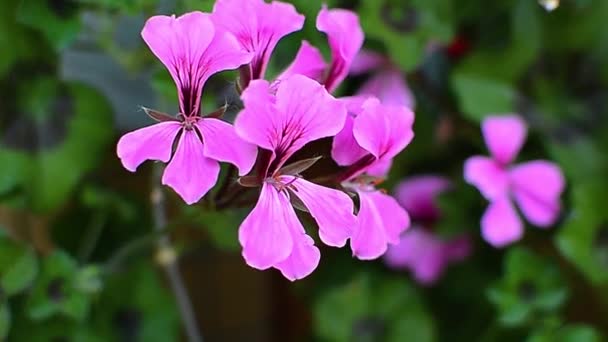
[1,0,607,340]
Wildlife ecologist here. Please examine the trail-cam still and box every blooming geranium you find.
[384,176,471,285]
[116,12,256,204]
[349,50,415,108]
[464,115,565,247]
[331,97,414,259]
[234,75,357,281]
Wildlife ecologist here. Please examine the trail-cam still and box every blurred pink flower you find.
[332,97,415,259]
[350,50,415,109]
[116,12,255,204]
[464,115,565,247]
[234,75,357,281]
[212,0,304,80]
[384,176,472,285]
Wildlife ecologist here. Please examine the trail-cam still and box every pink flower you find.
[384,176,471,285]
[464,115,565,247]
[116,12,256,204]
[332,97,415,259]
[212,0,305,80]
[234,75,357,281]
[350,50,415,108]
[278,6,364,92]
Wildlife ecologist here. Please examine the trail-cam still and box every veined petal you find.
[195,119,257,175]
[481,197,523,247]
[316,6,364,92]
[237,75,347,169]
[394,175,451,222]
[142,12,251,116]
[274,224,321,281]
[277,41,326,82]
[285,177,356,247]
[162,130,220,204]
[357,69,415,108]
[351,190,410,260]
[116,121,181,172]
[464,156,509,201]
[510,160,565,227]
[238,183,294,270]
[212,0,304,79]
[482,115,527,165]
[352,97,415,161]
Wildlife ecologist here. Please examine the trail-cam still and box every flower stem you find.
[151,166,203,342]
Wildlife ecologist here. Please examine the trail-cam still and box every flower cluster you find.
[116,0,413,281]
[116,0,566,282]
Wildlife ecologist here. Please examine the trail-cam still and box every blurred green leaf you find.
[16,0,81,51]
[556,182,608,285]
[528,323,602,342]
[451,72,516,122]
[487,247,567,327]
[0,301,10,340]
[192,209,245,251]
[0,245,38,296]
[314,272,435,342]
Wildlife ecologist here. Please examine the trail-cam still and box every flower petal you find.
[195,119,257,175]
[357,69,415,108]
[349,50,386,75]
[394,175,451,222]
[482,115,527,165]
[352,97,415,161]
[238,183,294,270]
[116,122,181,172]
[481,197,523,247]
[316,6,364,92]
[237,75,347,168]
[274,225,321,281]
[161,130,220,204]
[464,156,509,201]
[276,41,326,82]
[331,96,371,167]
[142,12,251,116]
[212,0,304,79]
[285,177,356,247]
[510,160,565,227]
[351,190,410,260]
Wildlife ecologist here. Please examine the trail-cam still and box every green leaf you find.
[16,0,81,50]
[528,324,602,342]
[314,272,435,342]
[194,210,245,251]
[451,72,516,122]
[0,302,10,340]
[1,246,38,296]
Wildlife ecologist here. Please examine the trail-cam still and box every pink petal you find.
[195,119,257,176]
[365,158,393,177]
[357,69,415,108]
[212,0,304,79]
[394,175,451,222]
[285,177,356,247]
[351,190,410,260]
[116,122,181,172]
[161,130,220,204]
[481,197,523,247]
[463,156,509,201]
[142,12,251,115]
[238,183,294,270]
[352,97,415,161]
[482,115,527,165]
[237,76,347,168]
[277,40,327,82]
[349,50,386,75]
[331,114,367,166]
[510,160,565,227]
[316,6,364,92]
[274,224,321,281]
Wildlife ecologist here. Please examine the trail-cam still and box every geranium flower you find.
[464,115,565,247]
[332,97,415,259]
[234,75,357,281]
[116,12,256,204]
[349,50,415,108]
[384,176,471,285]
